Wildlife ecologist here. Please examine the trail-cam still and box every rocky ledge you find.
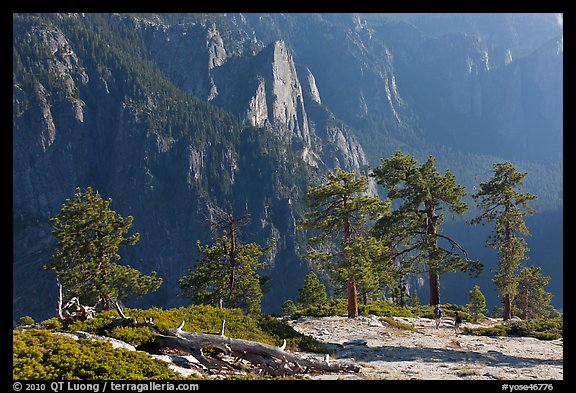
[287,315,563,380]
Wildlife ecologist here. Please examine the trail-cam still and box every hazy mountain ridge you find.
[13,13,562,322]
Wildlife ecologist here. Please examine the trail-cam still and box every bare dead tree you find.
[152,320,360,376]
[206,207,252,308]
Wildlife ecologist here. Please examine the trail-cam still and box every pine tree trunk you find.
[343,209,358,318]
[347,280,358,318]
[502,215,513,321]
[522,289,529,320]
[503,293,512,320]
[429,270,440,306]
[424,200,440,306]
[228,223,237,308]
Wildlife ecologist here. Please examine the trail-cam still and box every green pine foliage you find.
[280,300,298,317]
[298,271,328,307]
[467,285,488,321]
[470,162,537,320]
[45,187,162,307]
[299,168,391,318]
[513,266,559,320]
[179,232,268,315]
[371,151,482,306]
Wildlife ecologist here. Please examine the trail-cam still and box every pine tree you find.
[469,161,537,320]
[179,234,266,314]
[45,187,162,309]
[467,285,488,321]
[179,208,272,314]
[299,168,391,318]
[298,271,328,307]
[281,299,298,317]
[513,266,557,320]
[371,151,482,306]
[344,235,392,305]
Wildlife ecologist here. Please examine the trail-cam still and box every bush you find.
[16,316,35,326]
[280,300,298,317]
[360,300,414,317]
[36,304,315,349]
[126,305,275,344]
[256,314,329,353]
[424,304,471,321]
[380,317,416,331]
[464,316,563,340]
[507,317,563,340]
[294,298,348,317]
[106,326,155,348]
[41,318,63,331]
[14,305,334,380]
[13,329,189,380]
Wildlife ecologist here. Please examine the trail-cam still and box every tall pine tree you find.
[45,187,162,309]
[299,168,390,318]
[371,151,482,306]
[469,162,537,320]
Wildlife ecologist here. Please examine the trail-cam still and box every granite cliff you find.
[12,13,371,322]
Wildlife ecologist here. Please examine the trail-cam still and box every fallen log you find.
[152,320,360,376]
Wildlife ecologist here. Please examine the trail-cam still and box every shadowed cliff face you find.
[12,14,371,322]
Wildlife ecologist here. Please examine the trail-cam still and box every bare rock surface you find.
[287,315,563,380]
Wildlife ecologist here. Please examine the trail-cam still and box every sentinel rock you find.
[264,40,311,146]
[235,40,313,151]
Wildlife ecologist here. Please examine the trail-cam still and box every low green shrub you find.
[380,317,416,331]
[464,324,509,337]
[127,305,276,344]
[41,318,63,331]
[293,298,347,317]
[256,314,329,353]
[64,311,116,333]
[14,305,332,380]
[16,316,35,326]
[34,305,319,349]
[106,325,155,348]
[464,316,563,340]
[360,300,414,317]
[13,329,191,380]
[507,317,563,340]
